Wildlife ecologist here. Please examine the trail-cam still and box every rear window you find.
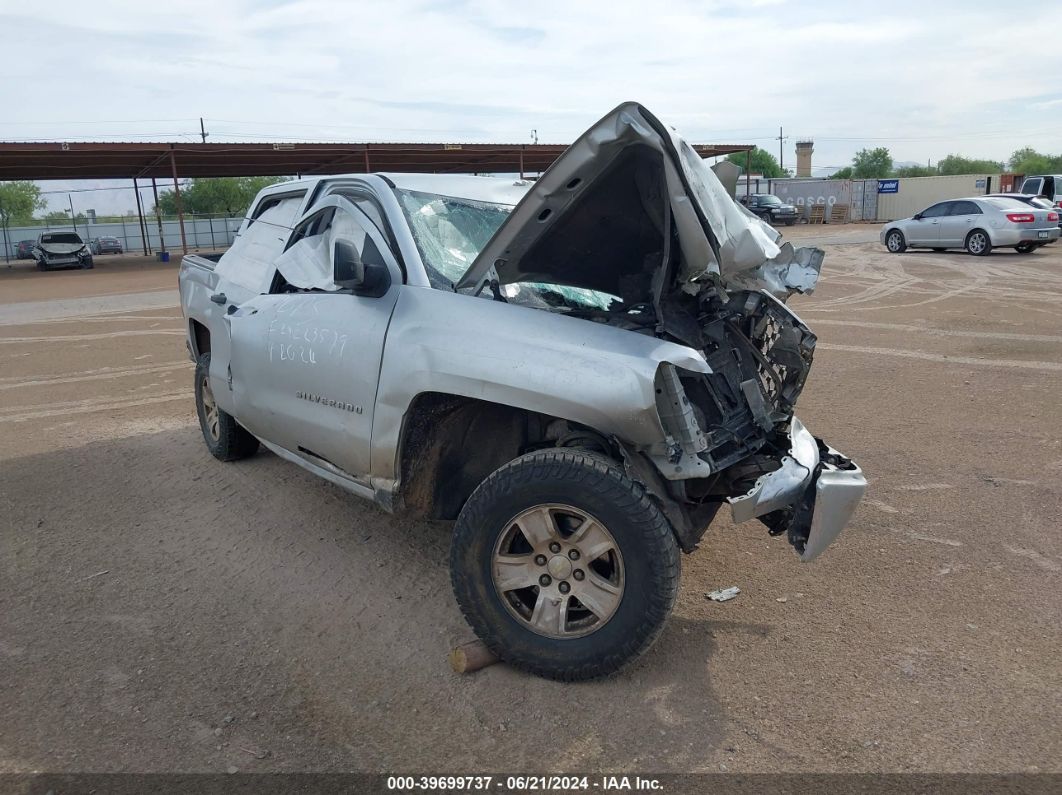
[983,197,1034,210]
[40,233,84,244]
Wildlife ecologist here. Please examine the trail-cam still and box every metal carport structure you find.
[0,140,755,254]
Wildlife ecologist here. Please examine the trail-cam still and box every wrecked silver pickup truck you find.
[179,103,865,680]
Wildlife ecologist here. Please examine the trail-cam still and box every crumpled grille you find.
[741,293,816,419]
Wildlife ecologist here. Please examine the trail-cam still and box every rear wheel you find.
[965,229,992,256]
[450,449,680,681]
[194,353,259,461]
[885,229,907,253]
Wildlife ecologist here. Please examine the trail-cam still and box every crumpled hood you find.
[456,102,821,300]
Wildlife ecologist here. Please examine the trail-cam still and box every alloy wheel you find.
[491,504,624,639]
[200,375,220,441]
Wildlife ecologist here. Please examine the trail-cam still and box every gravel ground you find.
[0,238,1060,774]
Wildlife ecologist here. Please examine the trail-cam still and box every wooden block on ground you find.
[449,640,499,674]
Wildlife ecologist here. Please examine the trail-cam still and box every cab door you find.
[226,196,403,481]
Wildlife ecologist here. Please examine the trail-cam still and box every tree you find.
[41,209,85,223]
[851,147,893,179]
[726,147,786,179]
[936,154,1004,176]
[155,176,288,217]
[892,165,936,178]
[828,166,853,179]
[0,181,46,225]
[1009,147,1062,175]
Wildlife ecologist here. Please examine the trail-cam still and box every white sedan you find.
[881,196,1059,256]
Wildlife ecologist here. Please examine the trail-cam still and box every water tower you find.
[795,140,814,178]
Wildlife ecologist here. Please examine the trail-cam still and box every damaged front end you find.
[457,101,866,560]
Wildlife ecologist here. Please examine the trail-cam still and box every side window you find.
[1021,177,1043,196]
[216,194,306,293]
[920,203,950,218]
[271,204,384,293]
[951,201,981,215]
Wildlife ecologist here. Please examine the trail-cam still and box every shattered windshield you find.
[395,188,615,311]
[395,189,510,288]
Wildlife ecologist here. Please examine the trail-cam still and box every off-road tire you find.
[450,449,681,681]
[885,229,907,253]
[194,353,259,461]
[965,229,992,257]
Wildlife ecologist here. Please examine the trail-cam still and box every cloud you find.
[2,0,1060,209]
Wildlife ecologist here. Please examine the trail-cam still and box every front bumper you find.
[728,417,866,561]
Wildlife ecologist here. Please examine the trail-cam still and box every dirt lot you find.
[1,236,1060,774]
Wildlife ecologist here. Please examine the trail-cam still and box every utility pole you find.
[200,117,208,143]
[777,126,789,173]
[69,194,77,235]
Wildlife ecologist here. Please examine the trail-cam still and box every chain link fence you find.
[2,212,244,261]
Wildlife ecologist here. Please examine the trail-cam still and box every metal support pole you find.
[69,194,78,235]
[151,178,166,253]
[169,149,188,254]
[745,150,751,198]
[133,179,150,255]
[209,216,216,249]
[1,215,10,264]
[519,146,525,180]
[363,146,371,173]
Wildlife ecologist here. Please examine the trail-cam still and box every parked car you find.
[90,236,123,255]
[740,193,799,226]
[984,194,1061,229]
[15,239,36,259]
[881,196,1060,256]
[180,102,866,681]
[1019,175,1062,207]
[33,231,94,271]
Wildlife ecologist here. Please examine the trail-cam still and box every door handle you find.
[210,292,227,305]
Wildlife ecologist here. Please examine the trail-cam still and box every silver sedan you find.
[881,196,1060,256]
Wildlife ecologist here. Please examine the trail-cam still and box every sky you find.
[2,0,1060,215]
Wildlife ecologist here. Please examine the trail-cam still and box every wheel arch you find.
[189,319,210,359]
[391,391,718,552]
[393,392,615,521]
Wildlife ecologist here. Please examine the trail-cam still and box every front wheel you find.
[81,257,94,269]
[885,229,907,253]
[194,353,259,461]
[965,229,992,256]
[450,449,681,681]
